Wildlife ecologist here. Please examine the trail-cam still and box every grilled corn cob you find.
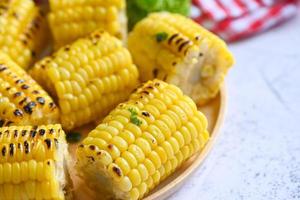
[0,0,48,69]
[48,0,127,49]
[30,30,139,130]
[76,79,209,200]
[0,53,59,127]
[0,124,72,200]
[128,12,234,105]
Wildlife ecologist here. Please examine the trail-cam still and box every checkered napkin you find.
[192,0,299,42]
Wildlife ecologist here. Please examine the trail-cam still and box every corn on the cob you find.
[0,53,59,127]
[0,0,48,69]
[30,30,139,130]
[128,12,234,105]
[0,124,72,200]
[48,0,127,49]
[76,79,209,200]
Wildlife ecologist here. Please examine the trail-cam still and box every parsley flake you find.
[128,108,142,126]
[155,32,168,42]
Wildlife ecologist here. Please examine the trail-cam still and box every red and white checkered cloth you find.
[192,0,299,42]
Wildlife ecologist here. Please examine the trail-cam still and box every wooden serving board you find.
[68,85,227,200]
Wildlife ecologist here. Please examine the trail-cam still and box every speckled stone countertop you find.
[169,12,300,200]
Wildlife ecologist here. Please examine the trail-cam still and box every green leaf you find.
[128,108,142,126]
[155,32,168,42]
[66,132,82,143]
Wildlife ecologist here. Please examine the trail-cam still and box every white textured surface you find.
[170,13,300,200]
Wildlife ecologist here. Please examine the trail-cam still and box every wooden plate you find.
[68,85,226,200]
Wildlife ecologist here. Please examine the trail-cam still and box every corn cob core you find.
[30,30,139,130]
[0,124,71,200]
[128,12,234,105]
[0,0,48,69]
[76,80,209,200]
[48,0,127,49]
[0,53,59,127]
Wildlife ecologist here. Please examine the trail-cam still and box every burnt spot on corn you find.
[0,119,5,127]
[175,38,183,45]
[17,143,21,149]
[19,97,28,105]
[140,91,150,95]
[172,62,177,66]
[47,161,50,165]
[6,87,10,91]
[154,82,160,87]
[163,75,168,81]
[142,111,150,117]
[21,130,27,136]
[14,109,23,117]
[49,102,56,109]
[13,92,22,98]
[30,130,37,138]
[21,84,29,89]
[23,102,36,114]
[14,130,18,138]
[31,51,36,57]
[89,145,96,150]
[32,90,39,94]
[54,138,58,148]
[87,156,95,162]
[195,36,201,41]
[39,129,45,136]
[6,121,13,126]
[79,144,84,148]
[1,146,6,156]
[108,144,114,150]
[0,66,7,72]
[24,141,29,154]
[4,130,9,137]
[22,39,28,46]
[153,68,159,77]
[168,33,179,44]
[113,166,122,177]
[36,97,45,105]
[64,46,70,51]
[178,41,190,52]
[199,52,203,57]
[44,139,52,149]
[15,79,24,84]
[97,151,101,155]
[49,128,54,134]
[9,143,14,156]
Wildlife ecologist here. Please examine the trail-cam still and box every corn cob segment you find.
[76,80,209,200]
[48,0,127,49]
[0,124,72,200]
[30,30,139,130]
[0,53,59,127]
[0,0,48,69]
[128,12,234,105]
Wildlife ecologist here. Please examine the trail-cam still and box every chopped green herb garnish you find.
[128,108,142,126]
[66,132,82,143]
[155,32,168,42]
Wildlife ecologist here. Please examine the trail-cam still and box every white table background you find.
[169,11,300,200]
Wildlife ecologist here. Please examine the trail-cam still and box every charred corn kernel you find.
[0,124,71,200]
[0,0,48,69]
[48,0,127,49]
[30,30,139,130]
[76,80,209,200]
[128,12,235,105]
[0,54,59,127]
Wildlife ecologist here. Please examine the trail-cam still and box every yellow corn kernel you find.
[0,0,48,69]
[128,12,234,105]
[30,30,139,130]
[48,0,127,49]
[76,80,209,199]
[0,53,59,127]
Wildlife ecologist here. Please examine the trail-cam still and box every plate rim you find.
[144,84,227,200]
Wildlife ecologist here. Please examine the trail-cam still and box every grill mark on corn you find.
[113,166,122,177]
[178,41,190,52]
[168,33,179,44]
[9,143,14,156]
[23,102,36,114]
[30,130,37,138]
[1,146,6,156]
[44,139,52,149]
[14,109,23,117]
[21,84,29,89]
[175,38,183,45]
[24,141,29,154]
[39,129,45,136]
[36,97,45,105]
[14,130,18,138]
[21,130,27,136]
